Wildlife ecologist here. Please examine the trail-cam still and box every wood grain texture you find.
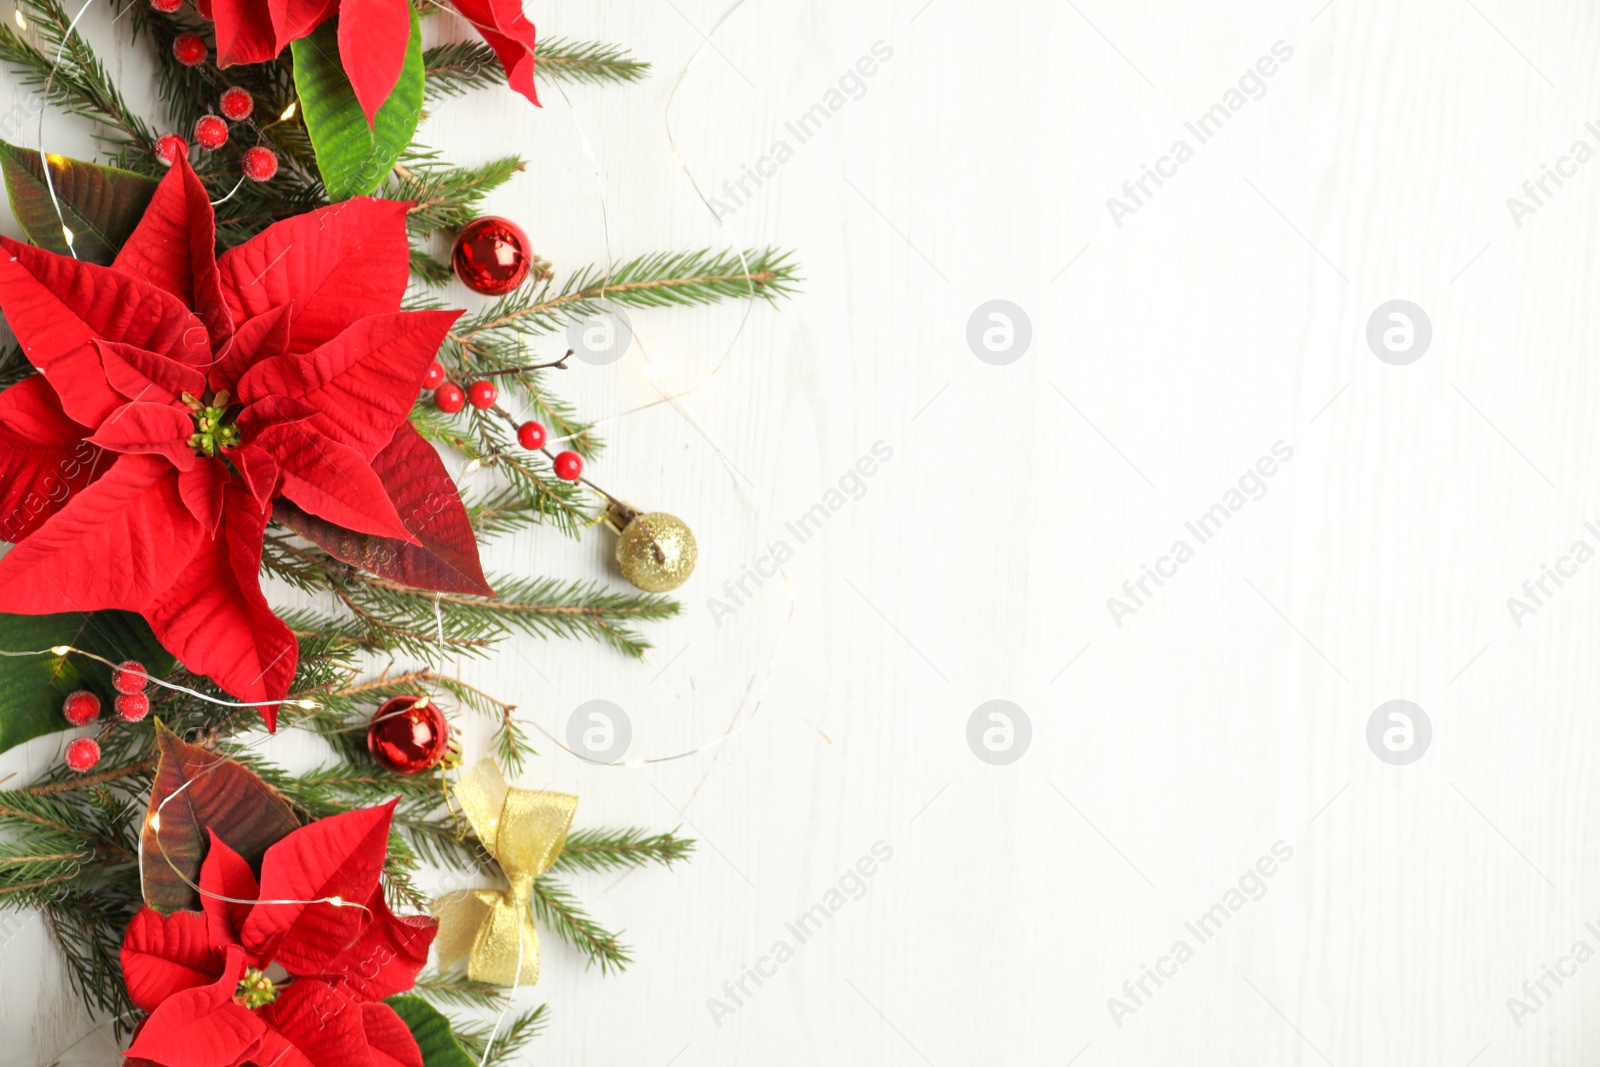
[5,0,1600,1063]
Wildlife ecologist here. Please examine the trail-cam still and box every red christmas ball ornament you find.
[366,695,454,775]
[154,133,188,167]
[451,216,531,296]
[115,692,151,722]
[466,380,497,410]
[64,737,101,773]
[149,0,182,12]
[219,86,253,121]
[62,690,101,726]
[112,660,148,694]
[422,361,447,390]
[194,114,228,150]
[172,32,207,66]
[553,451,583,481]
[241,146,278,182]
[433,382,466,413]
[516,421,546,450]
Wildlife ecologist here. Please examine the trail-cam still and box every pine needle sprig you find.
[0,0,156,150]
[550,827,696,874]
[393,148,526,234]
[452,1004,550,1066]
[424,38,649,102]
[410,972,515,1011]
[447,248,802,356]
[534,37,651,86]
[531,877,631,973]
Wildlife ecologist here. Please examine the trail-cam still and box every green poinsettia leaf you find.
[0,610,173,754]
[385,996,477,1067]
[0,141,158,264]
[292,10,423,201]
[141,720,301,912]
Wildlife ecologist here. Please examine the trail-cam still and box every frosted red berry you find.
[62,690,101,726]
[115,692,151,722]
[466,380,497,410]
[516,421,546,450]
[154,133,188,167]
[195,0,213,18]
[422,361,447,390]
[434,382,466,413]
[219,86,253,121]
[65,737,100,773]
[173,32,207,66]
[149,0,182,12]
[112,660,148,694]
[241,146,278,182]
[553,451,583,481]
[194,114,228,150]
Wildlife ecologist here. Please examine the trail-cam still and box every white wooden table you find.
[5,0,1600,1063]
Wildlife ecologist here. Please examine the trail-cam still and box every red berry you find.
[195,0,213,18]
[241,146,278,182]
[434,382,466,413]
[172,32,207,66]
[422,361,447,390]
[62,690,101,726]
[219,86,253,121]
[466,380,497,410]
[149,0,182,12]
[194,114,228,150]
[553,451,583,481]
[516,421,547,450]
[115,692,151,722]
[64,737,100,773]
[154,133,188,167]
[112,660,148,694]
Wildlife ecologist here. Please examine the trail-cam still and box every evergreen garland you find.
[0,0,795,1058]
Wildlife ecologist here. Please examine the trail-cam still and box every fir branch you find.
[531,877,631,973]
[409,972,513,1011]
[392,149,525,233]
[0,0,156,150]
[535,36,651,86]
[452,1004,549,1066]
[448,248,801,354]
[423,38,648,101]
[550,828,696,875]
[422,42,505,102]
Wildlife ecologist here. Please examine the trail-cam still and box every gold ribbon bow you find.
[432,758,577,986]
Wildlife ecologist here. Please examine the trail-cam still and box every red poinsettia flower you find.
[121,801,436,1067]
[0,156,483,727]
[213,0,540,124]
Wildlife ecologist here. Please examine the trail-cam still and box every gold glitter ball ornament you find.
[612,510,698,592]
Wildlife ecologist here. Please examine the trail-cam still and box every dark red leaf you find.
[275,421,492,595]
[141,720,300,913]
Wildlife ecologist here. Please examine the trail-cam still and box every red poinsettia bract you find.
[0,156,468,727]
[121,801,437,1067]
[213,0,540,124]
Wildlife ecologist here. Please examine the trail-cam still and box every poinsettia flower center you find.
[181,389,241,457]
[233,966,279,1009]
